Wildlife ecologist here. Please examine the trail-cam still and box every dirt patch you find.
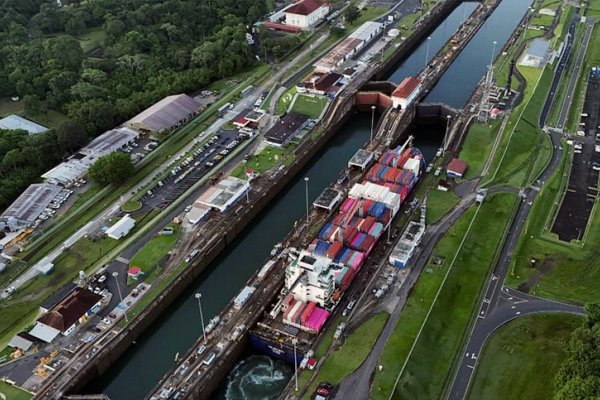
[517,257,557,293]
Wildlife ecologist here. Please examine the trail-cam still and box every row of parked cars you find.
[37,189,74,222]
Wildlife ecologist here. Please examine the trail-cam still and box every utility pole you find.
[425,36,431,68]
[195,293,207,344]
[304,177,310,221]
[370,105,376,144]
[292,338,299,391]
[112,272,128,322]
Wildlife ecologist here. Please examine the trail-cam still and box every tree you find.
[344,6,360,24]
[88,152,133,185]
[65,15,86,36]
[23,94,43,115]
[56,121,87,151]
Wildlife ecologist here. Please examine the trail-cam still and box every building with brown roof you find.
[392,77,422,109]
[30,287,103,342]
[285,0,329,29]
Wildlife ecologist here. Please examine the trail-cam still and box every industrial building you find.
[42,127,139,186]
[0,183,62,230]
[519,38,551,68]
[106,214,136,239]
[314,21,383,73]
[197,176,249,212]
[30,287,103,342]
[284,0,329,29]
[0,115,48,134]
[392,77,422,109]
[125,94,200,134]
[265,112,310,146]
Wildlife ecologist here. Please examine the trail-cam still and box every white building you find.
[106,214,136,239]
[196,176,249,212]
[284,0,329,29]
[0,115,48,134]
[391,77,422,109]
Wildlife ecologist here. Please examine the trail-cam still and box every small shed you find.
[128,266,143,279]
[447,159,468,179]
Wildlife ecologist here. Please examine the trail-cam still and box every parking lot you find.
[140,130,249,209]
[551,71,600,242]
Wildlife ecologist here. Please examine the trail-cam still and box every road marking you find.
[467,365,474,369]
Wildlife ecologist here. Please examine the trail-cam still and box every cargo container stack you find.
[280,140,424,336]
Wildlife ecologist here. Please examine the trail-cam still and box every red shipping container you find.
[381,209,392,225]
[332,213,345,226]
[340,267,357,290]
[360,216,375,233]
[361,236,376,252]
[327,241,343,258]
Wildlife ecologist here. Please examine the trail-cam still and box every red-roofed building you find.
[128,266,143,279]
[391,77,422,109]
[264,21,302,33]
[234,116,250,128]
[447,158,468,179]
[285,0,329,29]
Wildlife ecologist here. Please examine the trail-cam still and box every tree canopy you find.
[88,152,134,185]
[0,0,272,210]
[555,303,600,399]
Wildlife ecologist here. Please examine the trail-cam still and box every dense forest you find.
[0,0,271,210]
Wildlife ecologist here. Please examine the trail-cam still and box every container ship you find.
[249,139,424,364]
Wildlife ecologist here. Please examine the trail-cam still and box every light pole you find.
[425,36,431,67]
[292,338,299,391]
[112,272,128,322]
[304,177,310,221]
[195,293,207,344]
[443,114,451,153]
[370,105,376,144]
[489,40,498,68]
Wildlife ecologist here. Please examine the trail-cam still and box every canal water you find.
[88,0,532,398]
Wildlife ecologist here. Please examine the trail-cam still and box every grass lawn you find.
[230,144,297,178]
[0,380,32,400]
[78,27,107,53]
[531,13,555,27]
[292,95,328,119]
[488,65,553,188]
[303,312,389,399]
[458,121,501,179]
[587,0,600,16]
[27,109,68,129]
[467,313,582,400]
[426,189,460,225]
[375,192,517,399]
[129,224,180,277]
[121,199,142,213]
[372,205,477,398]
[276,86,297,115]
[0,97,24,117]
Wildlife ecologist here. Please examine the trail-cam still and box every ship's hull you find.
[248,332,305,365]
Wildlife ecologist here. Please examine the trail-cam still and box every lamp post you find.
[489,40,498,68]
[444,114,451,153]
[304,177,310,221]
[370,105,376,144]
[425,36,432,67]
[195,293,207,344]
[112,272,128,322]
[292,338,299,391]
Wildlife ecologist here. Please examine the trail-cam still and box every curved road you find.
[447,15,593,397]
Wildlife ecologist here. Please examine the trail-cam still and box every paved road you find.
[447,25,593,396]
[556,17,595,130]
[539,15,577,127]
[335,194,476,400]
